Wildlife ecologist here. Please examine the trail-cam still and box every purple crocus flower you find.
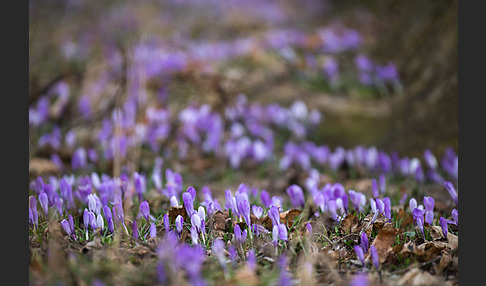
[286,184,305,208]
[361,232,369,253]
[444,181,458,206]
[413,208,425,238]
[191,225,199,245]
[409,198,417,212]
[139,201,150,222]
[452,209,458,225]
[260,190,272,208]
[234,224,247,243]
[370,245,380,272]
[272,225,279,247]
[191,213,202,233]
[379,174,386,194]
[440,217,448,239]
[423,149,438,169]
[277,223,288,241]
[183,192,195,217]
[61,219,72,236]
[375,198,385,214]
[228,245,238,268]
[354,245,365,266]
[163,213,169,233]
[239,200,251,227]
[187,186,197,201]
[175,215,184,234]
[212,238,228,274]
[383,197,392,219]
[132,221,139,240]
[83,208,90,239]
[306,223,312,235]
[350,273,369,286]
[268,205,280,227]
[371,179,379,198]
[88,211,97,231]
[149,223,157,239]
[247,249,256,271]
[176,245,206,286]
[252,205,263,219]
[134,172,146,201]
[68,214,75,236]
[38,192,49,218]
[423,196,435,225]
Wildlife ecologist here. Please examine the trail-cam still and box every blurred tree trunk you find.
[370,0,458,157]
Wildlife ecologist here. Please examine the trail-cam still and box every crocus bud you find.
[61,219,72,236]
[451,209,458,225]
[269,205,280,227]
[444,182,458,206]
[372,179,379,198]
[140,201,150,222]
[306,223,312,235]
[361,232,369,253]
[440,217,448,239]
[260,190,272,208]
[198,206,206,221]
[149,223,157,239]
[286,184,305,208]
[409,198,417,212]
[38,192,49,217]
[170,196,179,207]
[191,213,202,233]
[354,245,365,266]
[183,192,195,217]
[175,215,184,234]
[83,208,90,232]
[89,212,97,230]
[163,213,169,233]
[239,200,251,227]
[190,225,199,245]
[96,213,104,230]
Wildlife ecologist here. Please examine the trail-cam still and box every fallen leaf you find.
[370,222,398,264]
[413,241,446,262]
[338,213,360,235]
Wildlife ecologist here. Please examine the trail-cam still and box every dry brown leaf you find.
[397,268,441,286]
[414,241,446,262]
[370,222,398,264]
[437,252,452,274]
[211,210,229,238]
[338,213,360,235]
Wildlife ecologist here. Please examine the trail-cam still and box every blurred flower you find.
[440,217,448,239]
[38,192,49,218]
[183,191,195,217]
[269,205,280,227]
[191,225,199,245]
[452,209,458,225]
[444,181,458,206]
[132,221,139,240]
[423,196,435,225]
[163,213,169,233]
[239,200,251,228]
[370,245,380,272]
[350,273,369,286]
[354,245,365,266]
[149,223,157,239]
[234,224,247,243]
[176,215,184,234]
[361,232,369,253]
[139,201,150,222]
[260,190,272,208]
[372,179,379,198]
[286,184,305,208]
[306,223,312,235]
[252,205,263,219]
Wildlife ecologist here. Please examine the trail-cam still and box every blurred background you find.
[29,0,457,178]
